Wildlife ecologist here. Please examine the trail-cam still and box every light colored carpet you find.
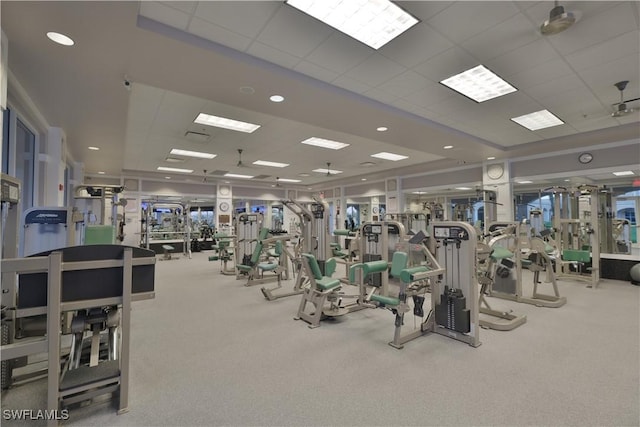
[2,251,638,426]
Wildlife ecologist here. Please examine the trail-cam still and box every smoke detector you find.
[540,2,576,35]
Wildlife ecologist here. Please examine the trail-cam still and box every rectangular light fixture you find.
[511,110,564,131]
[312,168,343,175]
[612,171,635,176]
[440,65,517,102]
[224,173,254,179]
[371,152,408,161]
[157,166,193,173]
[165,157,185,163]
[301,137,350,150]
[194,113,260,133]
[277,178,302,183]
[253,160,290,168]
[516,180,533,184]
[455,187,472,190]
[285,0,419,50]
[412,191,427,194]
[170,148,217,159]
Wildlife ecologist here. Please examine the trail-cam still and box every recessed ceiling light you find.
[613,171,635,176]
[301,137,350,150]
[443,145,453,150]
[165,157,186,163]
[440,65,517,102]
[455,187,472,190]
[376,126,388,132]
[165,176,171,180]
[412,191,427,194]
[270,95,284,103]
[277,178,301,183]
[170,148,216,159]
[224,173,254,179]
[285,0,419,50]
[371,152,408,161]
[194,113,260,133]
[361,178,367,181]
[511,109,564,131]
[564,179,571,182]
[517,180,533,184]
[46,31,74,46]
[312,168,343,175]
[487,156,496,160]
[97,171,105,175]
[157,166,194,173]
[253,160,290,168]
[239,86,255,94]
[360,161,376,167]
[88,146,100,151]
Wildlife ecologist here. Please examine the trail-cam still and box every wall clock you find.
[578,153,593,164]
[219,185,230,196]
[487,163,504,180]
[219,201,230,212]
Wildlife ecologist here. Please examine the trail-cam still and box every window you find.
[15,119,35,209]
[2,108,9,174]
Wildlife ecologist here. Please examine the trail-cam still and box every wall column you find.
[483,160,513,222]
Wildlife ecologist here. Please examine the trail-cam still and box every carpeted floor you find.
[2,250,639,426]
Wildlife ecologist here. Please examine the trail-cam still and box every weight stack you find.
[435,288,470,334]
[1,321,10,389]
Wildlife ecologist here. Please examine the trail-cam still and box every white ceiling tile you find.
[544,2,638,56]
[533,125,578,140]
[401,81,453,109]
[524,75,588,102]
[193,1,280,39]
[399,1,455,20]
[509,58,575,90]
[378,70,430,99]
[486,39,561,78]
[304,32,373,75]
[413,46,478,83]
[294,61,340,83]
[246,42,301,69]
[461,13,541,61]
[139,2,190,30]
[578,56,640,96]
[362,87,400,106]
[256,5,333,59]
[565,30,640,72]
[160,1,197,14]
[188,17,252,52]
[332,75,372,94]
[427,2,520,44]
[344,54,407,87]
[379,23,454,69]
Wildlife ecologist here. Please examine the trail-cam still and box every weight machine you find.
[140,201,191,259]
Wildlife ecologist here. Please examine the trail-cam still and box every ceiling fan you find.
[611,81,639,118]
[540,1,576,36]
[236,149,248,168]
[326,162,332,177]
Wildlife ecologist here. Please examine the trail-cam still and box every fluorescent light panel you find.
[277,178,301,183]
[194,113,260,133]
[455,187,472,190]
[312,168,343,175]
[224,173,254,179]
[301,137,349,150]
[517,180,533,184]
[253,160,289,168]
[440,65,517,102]
[511,110,564,131]
[412,191,427,194]
[157,166,193,173]
[371,152,408,161]
[612,171,635,176]
[285,0,419,50]
[170,148,216,159]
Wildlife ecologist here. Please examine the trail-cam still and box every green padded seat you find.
[258,262,279,271]
[315,277,341,291]
[363,260,389,275]
[562,249,590,263]
[490,246,514,260]
[208,255,218,261]
[332,249,348,259]
[349,263,364,284]
[238,241,264,271]
[370,294,400,306]
[545,244,555,254]
[400,266,429,284]
[302,253,340,291]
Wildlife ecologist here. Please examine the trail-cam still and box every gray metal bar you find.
[1,256,49,273]
[0,338,47,361]
[118,248,132,414]
[47,251,63,427]
[14,307,47,318]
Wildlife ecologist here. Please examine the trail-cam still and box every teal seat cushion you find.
[491,246,513,260]
[562,249,590,263]
[316,277,341,291]
[390,252,408,277]
[370,294,400,306]
[237,264,253,272]
[400,266,429,283]
[258,262,278,271]
[363,260,389,275]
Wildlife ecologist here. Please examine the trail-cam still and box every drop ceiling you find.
[2,1,639,189]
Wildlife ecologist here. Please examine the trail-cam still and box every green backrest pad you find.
[562,249,591,263]
[274,240,283,256]
[325,258,337,277]
[390,252,408,277]
[250,241,264,264]
[258,227,269,240]
[302,253,323,280]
